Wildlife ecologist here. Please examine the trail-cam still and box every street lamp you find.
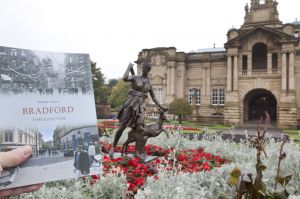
[191,88,200,123]
[35,132,42,157]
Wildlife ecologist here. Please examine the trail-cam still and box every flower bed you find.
[98,119,120,129]
[100,143,228,197]
[163,124,201,132]
[15,131,300,199]
[98,120,202,134]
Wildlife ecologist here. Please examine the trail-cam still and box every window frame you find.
[211,88,225,106]
[4,130,13,142]
[188,88,201,105]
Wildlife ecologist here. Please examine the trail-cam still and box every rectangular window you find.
[4,131,13,142]
[219,89,225,105]
[10,49,17,56]
[272,53,278,69]
[153,88,164,104]
[212,89,218,105]
[19,134,22,143]
[188,89,201,105]
[295,31,299,38]
[212,89,225,105]
[242,55,248,71]
[188,90,192,104]
[12,61,17,67]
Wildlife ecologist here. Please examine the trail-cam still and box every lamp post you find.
[35,132,43,157]
[191,88,200,123]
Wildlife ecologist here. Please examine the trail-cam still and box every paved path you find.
[222,128,284,139]
[182,127,287,142]
[219,127,287,142]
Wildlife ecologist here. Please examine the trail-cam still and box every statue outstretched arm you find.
[123,62,135,82]
[149,86,168,112]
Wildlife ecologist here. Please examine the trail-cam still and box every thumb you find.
[0,145,32,171]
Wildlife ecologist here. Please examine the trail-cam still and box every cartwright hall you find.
[135,0,300,128]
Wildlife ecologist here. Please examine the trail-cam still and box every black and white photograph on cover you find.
[0,46,93,96]
[0,46,101,190]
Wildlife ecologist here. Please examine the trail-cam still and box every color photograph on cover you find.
[0,46,102,190]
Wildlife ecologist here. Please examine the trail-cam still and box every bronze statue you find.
[109,62,167,159]
[121,110,169,162]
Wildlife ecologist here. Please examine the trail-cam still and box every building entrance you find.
[244,89,277,122]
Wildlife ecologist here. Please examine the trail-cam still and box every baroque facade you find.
[136,0,300,128]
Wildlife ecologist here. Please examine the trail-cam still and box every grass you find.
[282,129,300,145]
[180,130,203,134]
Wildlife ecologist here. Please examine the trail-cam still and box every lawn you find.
[283,129,300,145]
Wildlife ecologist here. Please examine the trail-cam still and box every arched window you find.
[252,43,267,70]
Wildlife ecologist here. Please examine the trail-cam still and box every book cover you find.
[0,46,101,190]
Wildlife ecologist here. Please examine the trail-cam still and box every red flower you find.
[100,143,228,197]
[128,157,139,167]
[134,178,145,187]
[128,182,136,190]
[200,162,211,171]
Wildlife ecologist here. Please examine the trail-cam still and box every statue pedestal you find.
[110,153,158,163]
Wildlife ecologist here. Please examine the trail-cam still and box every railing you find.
[241,69,278,76]
[252,69,267,75]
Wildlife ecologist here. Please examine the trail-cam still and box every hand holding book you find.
[0,146,42,198]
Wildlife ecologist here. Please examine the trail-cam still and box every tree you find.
[91,61,105,88]
[109,79,131,108]
[107,79,118,89]
[94,86,110,104]
[169,98,192,123]
[90,61,109,104]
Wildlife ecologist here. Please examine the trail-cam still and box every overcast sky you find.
[0,0,299,80]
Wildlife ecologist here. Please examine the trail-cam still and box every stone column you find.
[233,55,238,91]
[289,52,295,90]
[267,53,272,75]
[247,53,252,75]
[202,68,206,95]
[170,66,176,96]
[181,65,186,98]
[166,67,171,95]
[206,67,211,96]
[227,56,232,91]
[281,53,287,91]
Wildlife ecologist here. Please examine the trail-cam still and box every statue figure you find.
[109,62,167,158]
[121,110,169,162]
[245,3,249,14]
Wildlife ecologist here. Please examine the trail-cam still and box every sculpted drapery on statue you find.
[109,62,167,159]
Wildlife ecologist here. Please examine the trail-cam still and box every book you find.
[0,46,101,190]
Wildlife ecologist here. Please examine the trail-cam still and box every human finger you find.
[0,183,43,198]
[0,146,32,170]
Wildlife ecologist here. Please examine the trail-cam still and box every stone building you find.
[60,126,98,151]
[0,128,43,152]
[136,0,300,128]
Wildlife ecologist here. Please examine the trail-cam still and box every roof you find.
[190,47,226,53]
[225,26,298,48]
[292,20,300,25]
